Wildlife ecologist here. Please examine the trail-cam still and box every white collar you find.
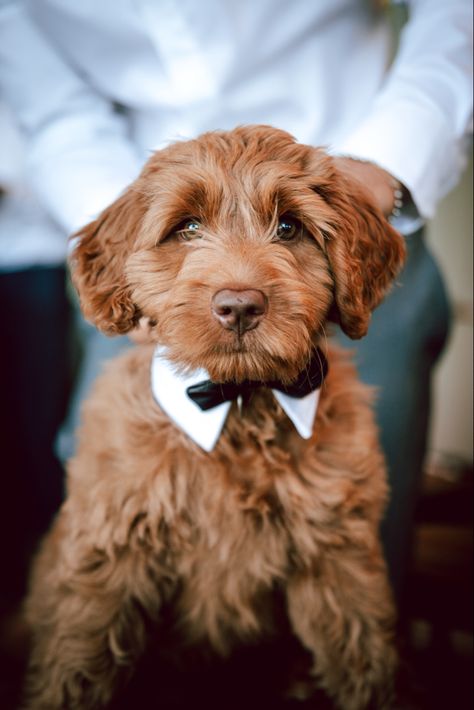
[150,346,321,452]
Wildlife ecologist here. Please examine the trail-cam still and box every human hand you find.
[333,157,401,219]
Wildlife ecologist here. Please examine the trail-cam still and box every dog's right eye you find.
[175,220,202,241]
[275,215,300,242]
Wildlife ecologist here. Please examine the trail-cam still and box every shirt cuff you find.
[333,96,463,222]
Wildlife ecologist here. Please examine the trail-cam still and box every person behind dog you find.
[0,0,471,613]
[0,101,76,615]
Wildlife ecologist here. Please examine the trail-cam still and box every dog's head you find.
[71,126,405,382]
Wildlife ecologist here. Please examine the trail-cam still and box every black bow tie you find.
[186,348,328,411]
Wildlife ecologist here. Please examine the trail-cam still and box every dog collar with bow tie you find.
[151,346,327,452]
[186,349,328,411]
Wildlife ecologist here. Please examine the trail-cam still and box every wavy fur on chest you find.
[31,345,386,654]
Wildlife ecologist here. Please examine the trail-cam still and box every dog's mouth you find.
[160,323,318,386]
[203,332,320,385]
[215,335,252,353]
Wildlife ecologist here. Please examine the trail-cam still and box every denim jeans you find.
[0,265,75,603]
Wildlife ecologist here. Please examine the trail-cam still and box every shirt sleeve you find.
[337,0,473,221]
[0,2,143,234]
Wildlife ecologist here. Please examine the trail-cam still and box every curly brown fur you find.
[24,126,405,709]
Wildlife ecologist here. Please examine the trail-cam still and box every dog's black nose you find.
[211,289,267,334]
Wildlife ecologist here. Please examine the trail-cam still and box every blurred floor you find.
[1,458,472,710]
[400,455,473,710]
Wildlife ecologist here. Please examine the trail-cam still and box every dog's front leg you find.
[286,554,397,710]
[23,531,171,709]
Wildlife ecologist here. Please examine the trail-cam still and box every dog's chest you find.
[174,504,291,650]
[168,444,314,649]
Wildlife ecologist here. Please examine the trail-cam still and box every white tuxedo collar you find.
[151,346,321,452]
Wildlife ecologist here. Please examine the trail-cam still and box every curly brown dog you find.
[23,126,405,709]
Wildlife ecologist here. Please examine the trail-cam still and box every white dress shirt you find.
[0,0,472,255]
[0,102,65,270]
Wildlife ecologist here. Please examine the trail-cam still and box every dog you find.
[23,126,405,709]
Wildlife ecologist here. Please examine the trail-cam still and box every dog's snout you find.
[211,289,267,334]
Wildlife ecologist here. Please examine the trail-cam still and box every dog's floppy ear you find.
[310,158,406,339]
[70,184,148,335]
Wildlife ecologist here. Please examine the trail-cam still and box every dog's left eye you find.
[176,220,202,241]
[275,216,299,241]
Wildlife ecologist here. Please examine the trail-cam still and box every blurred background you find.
[404,151,473,708]
[429,152,473,462]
